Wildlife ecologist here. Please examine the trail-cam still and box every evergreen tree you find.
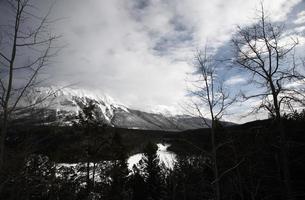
[73,100,108,198]
[108,159,130,200]
[108,131,130,200]
[11,154,56,200]
[139,142,164,200]
[169,155,214,200]
[130,165,147,200]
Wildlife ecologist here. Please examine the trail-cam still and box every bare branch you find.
[0,52,10,63]
[211,158,245,184]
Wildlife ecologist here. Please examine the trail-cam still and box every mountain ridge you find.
[13,87,232,131]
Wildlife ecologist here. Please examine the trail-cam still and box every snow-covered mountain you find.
[14,87,215,131]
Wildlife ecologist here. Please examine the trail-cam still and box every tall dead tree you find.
[0,0,60,170]
[190,47,236,200]
[231,4,303,200]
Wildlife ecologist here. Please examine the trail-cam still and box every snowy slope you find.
[14,87,216,130]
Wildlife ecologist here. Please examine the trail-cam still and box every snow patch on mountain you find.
[22,87,129,125]
[14,86,225,130]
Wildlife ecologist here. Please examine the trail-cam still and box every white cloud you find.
[225,75,247,86]
[294,26,305,33]
[294,10,305,24]
[3,0,301,120]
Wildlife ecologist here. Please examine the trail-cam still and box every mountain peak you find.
[14,86,217,130]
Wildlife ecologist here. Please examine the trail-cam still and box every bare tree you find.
[190,47,236,200]
[0,0,60,170]
[231,4,303,200]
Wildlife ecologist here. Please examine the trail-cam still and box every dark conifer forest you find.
[1,109,305,200]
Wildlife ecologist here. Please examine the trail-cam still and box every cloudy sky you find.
[2,0,305,121]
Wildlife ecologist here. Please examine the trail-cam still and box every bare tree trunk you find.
[211,121,221,200]
[191,49,235,200]
[0,0,59,173]
[232,143,244,200]
[0,119,7,170]
[277,119,293,200]
[0,0,20,171]
[270,82,294,200]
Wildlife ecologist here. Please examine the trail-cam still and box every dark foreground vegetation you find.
[0,110,305,200]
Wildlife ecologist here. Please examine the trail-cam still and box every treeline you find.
[0,140,211,200]
[1,110,305,200]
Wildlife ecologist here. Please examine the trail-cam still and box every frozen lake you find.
[127,143,176,169]
[56,143,177,181]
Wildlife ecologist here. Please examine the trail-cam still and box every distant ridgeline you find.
[10,87,233,131]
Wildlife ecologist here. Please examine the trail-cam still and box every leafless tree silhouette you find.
[231,3,304,200]
[0,0,60,170]
[190,46,236,200]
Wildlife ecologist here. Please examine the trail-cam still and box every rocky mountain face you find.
[13,87,220,131]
